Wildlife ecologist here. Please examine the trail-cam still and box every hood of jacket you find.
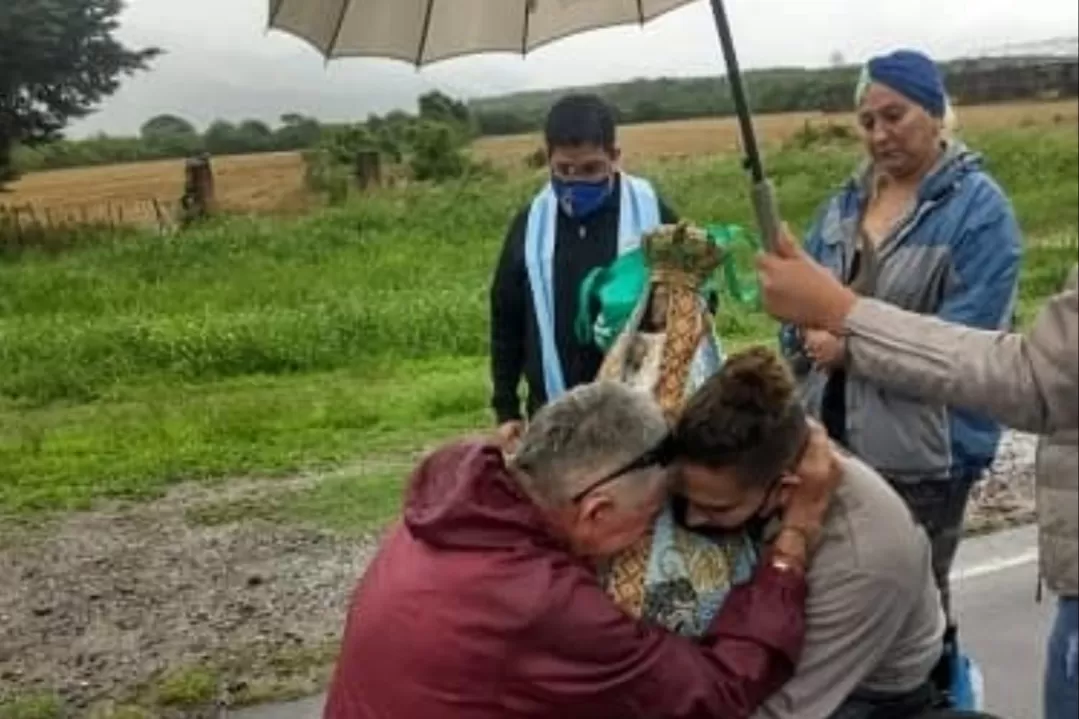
[403,440,562,553]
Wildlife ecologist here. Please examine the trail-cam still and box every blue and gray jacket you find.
[780,141,1022,479]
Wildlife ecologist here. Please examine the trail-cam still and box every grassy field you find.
[1,119,1076,517]
[3,100,1076,220]
[0,112,1076,719]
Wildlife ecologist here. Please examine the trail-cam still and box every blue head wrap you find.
[857,50,947,118]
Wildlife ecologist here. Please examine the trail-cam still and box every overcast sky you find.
[72,0,1079,137]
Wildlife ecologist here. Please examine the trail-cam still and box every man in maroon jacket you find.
[324,381,839,719]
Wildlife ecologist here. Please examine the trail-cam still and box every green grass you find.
[186,468,407,535]
[131,645,337,714]
[152,665,219,708]
[0,357,488,512]
[0,695,63,719]
[1,126,1076,516]
[0,643,342,719]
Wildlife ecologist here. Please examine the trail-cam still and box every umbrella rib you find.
[326,0,354,57]
[416,0,437,65]
[268,0,285,26]
[521,0,532,55]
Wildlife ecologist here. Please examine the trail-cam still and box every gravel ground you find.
[0,431,1041,716]
[0,478,379,717]
[967,431,1039,535]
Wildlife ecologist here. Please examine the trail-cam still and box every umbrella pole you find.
[706,0,781,251]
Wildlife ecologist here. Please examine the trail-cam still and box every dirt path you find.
[0,432,1039,717]
[0,476,381,717]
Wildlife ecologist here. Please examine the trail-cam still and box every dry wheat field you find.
[3,100,1076,220]
[474,99,1079,164]
[1,152,311,227]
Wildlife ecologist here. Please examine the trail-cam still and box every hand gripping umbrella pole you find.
[706,0,781,252]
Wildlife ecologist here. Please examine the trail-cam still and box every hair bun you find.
[717,346,795,418]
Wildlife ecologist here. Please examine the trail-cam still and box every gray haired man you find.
[326,381,841,719]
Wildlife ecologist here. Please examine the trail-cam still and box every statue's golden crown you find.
[642,221,724,287]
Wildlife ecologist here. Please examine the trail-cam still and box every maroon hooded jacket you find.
[324,441,806,719]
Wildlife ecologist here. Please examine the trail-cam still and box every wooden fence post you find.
[354,151,382,191]
[180,153,216,227]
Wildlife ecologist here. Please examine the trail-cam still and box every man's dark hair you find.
[674,346,808,488]
[544,94,617,152]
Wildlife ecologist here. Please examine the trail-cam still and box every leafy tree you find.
[203,120,241,155]
[418,91,471,127]
[237,119,274,152]
[0,0,159,186]
[473,109,532,136]
[410,121,467,182]
[141,114,201,155]
[631,100,664,124]
[322,124,377,165]
[274,113,321,151]
[418,91,474,141]
[141,114,196,140]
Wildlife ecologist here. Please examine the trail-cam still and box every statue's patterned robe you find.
[597,223,761,637]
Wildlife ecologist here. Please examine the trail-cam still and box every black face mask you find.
[744,502,783,543]
[672,481,782,543]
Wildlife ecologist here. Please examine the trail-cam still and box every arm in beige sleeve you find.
[843,271,1078,435]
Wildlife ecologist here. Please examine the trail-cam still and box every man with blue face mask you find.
[490,94,678,449]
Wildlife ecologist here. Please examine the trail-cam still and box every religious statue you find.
[598,221,761,638]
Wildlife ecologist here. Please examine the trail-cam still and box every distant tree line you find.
[470,57,1079,136]
[8,55,1076,178]
[471,67,856,136]
[9,90,480,178]
[11,112,323,173]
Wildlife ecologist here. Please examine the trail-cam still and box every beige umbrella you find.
[268,0,697,66]
[268,0,781,247]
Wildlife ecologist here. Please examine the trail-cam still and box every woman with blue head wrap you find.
[777,47,1022,712]
[854,49,955,181]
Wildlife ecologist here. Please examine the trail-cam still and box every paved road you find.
[232,526,1051,719]
[951,526,1051,719]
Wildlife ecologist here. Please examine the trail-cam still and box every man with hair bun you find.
[672,347,945,719]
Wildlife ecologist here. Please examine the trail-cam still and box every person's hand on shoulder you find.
[773,421,841,570]
[496,420,525,455]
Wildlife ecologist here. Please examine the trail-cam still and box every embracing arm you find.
[516,559,806,719]
[515,424,842,719]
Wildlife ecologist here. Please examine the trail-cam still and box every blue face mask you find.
[553,176,614,219]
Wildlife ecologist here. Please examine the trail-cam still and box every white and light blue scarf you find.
[524,173,661,401]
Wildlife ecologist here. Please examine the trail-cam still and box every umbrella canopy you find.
[268,0,698,66]
[268,0,781,249]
